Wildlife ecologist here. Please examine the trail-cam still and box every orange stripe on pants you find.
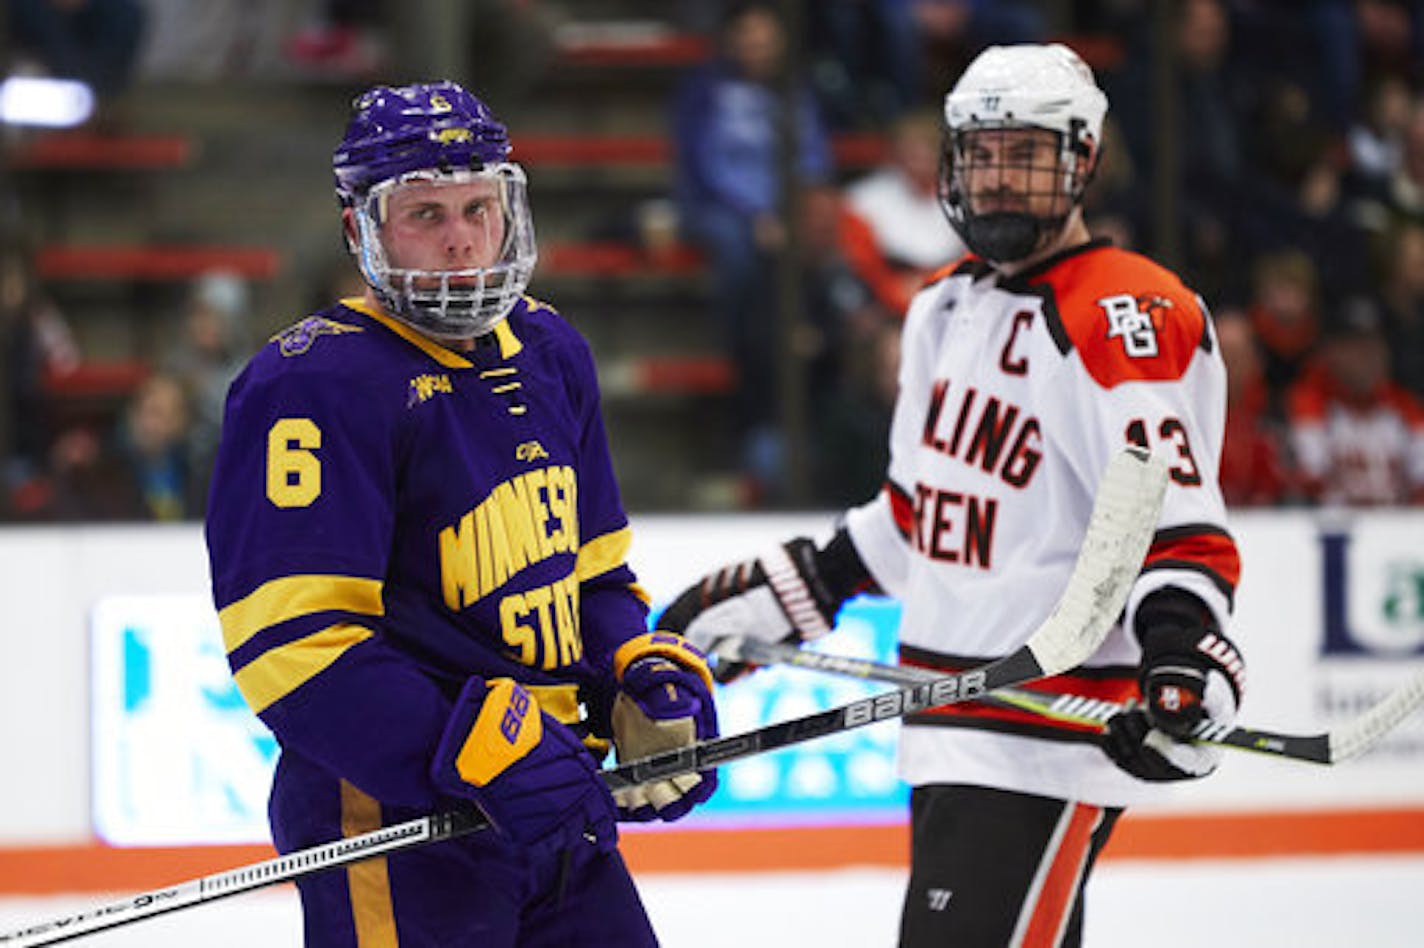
[1012,802,1101,948]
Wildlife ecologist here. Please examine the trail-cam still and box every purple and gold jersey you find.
[205,296,649,811]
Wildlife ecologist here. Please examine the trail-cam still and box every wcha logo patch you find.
[407,373,453,407]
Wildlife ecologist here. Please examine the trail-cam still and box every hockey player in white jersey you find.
[661,43,1248,947]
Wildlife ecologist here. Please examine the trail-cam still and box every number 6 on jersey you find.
[267,417,322,508]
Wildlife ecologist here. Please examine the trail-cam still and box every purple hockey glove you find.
[432,677,617,858]
[610,633,720,821]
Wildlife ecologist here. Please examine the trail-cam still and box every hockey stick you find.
[0,447,1166,947]
[718,636,1424,765]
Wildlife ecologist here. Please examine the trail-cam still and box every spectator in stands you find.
[8,0,147,96]
[283,0,389,77]
[789,181,907,505]
[0,250,79,520]
[1247,249,1323,408]
[1215,309,1292,507]
[1383,98,1424,222]
[137,0,291,79]
[1108,0,1251,302]
[1344,0,1424,112]
[798,183,895,397]
[672,0,833,502]
[843,107,966,314]
[911,0,1047,92]
[50,373,202,521]
[1081,114,1143,251]
[1347,75,1414,191]
[1287,297,1424,506]
[1373,219,1424,398]
[1245,129,1372,303]
[806,0,927,128]
[163,270,252,493]
[811,314,900,507]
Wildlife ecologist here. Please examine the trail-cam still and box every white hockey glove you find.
[1105,589,1246,782]
[658,530,874,683]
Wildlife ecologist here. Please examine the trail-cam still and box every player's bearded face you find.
[377,178,508,283]
[956,127,1070,219]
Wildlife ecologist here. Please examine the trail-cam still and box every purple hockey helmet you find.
[333,81,537,340]
[333,81,512,207]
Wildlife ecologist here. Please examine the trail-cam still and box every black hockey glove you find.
[658,529,874,683]
[1104,588,1246,782]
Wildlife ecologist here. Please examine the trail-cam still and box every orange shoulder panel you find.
[922,253,981,290]
[1035,247,1209,389]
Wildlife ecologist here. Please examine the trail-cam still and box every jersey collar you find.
[998,237,1113,290]
[339,297,524,365]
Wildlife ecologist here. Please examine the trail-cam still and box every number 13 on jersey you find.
[1125,416,1201,486]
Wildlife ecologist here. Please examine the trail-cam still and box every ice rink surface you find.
[2,855,1422,947]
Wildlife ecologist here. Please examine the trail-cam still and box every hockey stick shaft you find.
[601,447,1163,794]
[0,646,1063,947]
[1,448,1167,947]
[0,650,1068,948]
[724,637,1424,766]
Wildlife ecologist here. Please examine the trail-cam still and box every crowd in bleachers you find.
[670,0,1424,507]
[4,0,1424,519]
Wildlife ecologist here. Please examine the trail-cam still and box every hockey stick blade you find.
[1018,446,1167,674]
[1325,667,1424,763]
[727,638,1424,766]
[0,447,1165,947]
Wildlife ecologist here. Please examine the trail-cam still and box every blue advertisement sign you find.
[90,594,277,845]
[677,595,908,825]
[89,594,907,845]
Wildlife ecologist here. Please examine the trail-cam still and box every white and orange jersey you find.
[844,239,1241,807]
[1287,364,1424,505]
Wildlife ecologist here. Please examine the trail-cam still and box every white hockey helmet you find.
[939,44,1108,263]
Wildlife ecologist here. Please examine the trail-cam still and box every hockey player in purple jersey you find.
[205,81,718,946]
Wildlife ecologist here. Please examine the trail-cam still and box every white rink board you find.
[0,509,1422,843]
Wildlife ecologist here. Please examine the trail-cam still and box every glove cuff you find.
[613,632,715,692]
[432,677,544,792]
[762,542,834,639]
[1140,622,1247,706]
[1136,589,1246,704]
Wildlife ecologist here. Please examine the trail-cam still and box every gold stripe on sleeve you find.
[574,527,632,582]
[219,575,384,653]
[232,622,373,715]
[625,581,652,608]
[340,780,399,947]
